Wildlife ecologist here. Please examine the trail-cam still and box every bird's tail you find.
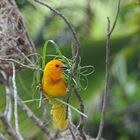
[51,103,68,130]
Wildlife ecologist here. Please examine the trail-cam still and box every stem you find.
[96,0,120,140]
[0,113,21,140]
[12,63,23,140]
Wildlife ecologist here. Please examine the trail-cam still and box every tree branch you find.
[13,94,54,140]
[74,88,86,140]
[108,0,120,36]
[68,126,76,140]
[12,63,23,140]
[34,0,81,72]
[0,57,42,72]
[0,113,22,140]
[0,60,53,139]
[33,1,86,139]
[0,68,23,140]
[96,17,110,140]
[34,0,80,48]
[96,0,120,140]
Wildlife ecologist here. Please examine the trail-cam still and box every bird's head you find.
[44,59,67,81]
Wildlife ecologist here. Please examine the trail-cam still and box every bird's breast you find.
[43,78,67,97]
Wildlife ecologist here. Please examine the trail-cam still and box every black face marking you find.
[55,64,59,68]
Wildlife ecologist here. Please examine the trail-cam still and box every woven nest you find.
[0,0,34,78]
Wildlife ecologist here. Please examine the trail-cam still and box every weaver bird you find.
[42,59,68,130]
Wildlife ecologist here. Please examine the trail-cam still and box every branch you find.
[96,17,110,140]
[0,61,53,139]
[34,0,80,72]
[74,88,86,140]
[12,63,23,140]
[68,126,76,140]
[34,0,80,48]
[13,94,54,140]
[0,134,8,140]
[0,113,22,140]
[34,5,83,47]
[34,1,85,139]
[0,69,23,140]
[96,0,120,140]
[0,57,42,71]
[16,47,35,67]
[108,0,121,36]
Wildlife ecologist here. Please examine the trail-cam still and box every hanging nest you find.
[0,0,35,83]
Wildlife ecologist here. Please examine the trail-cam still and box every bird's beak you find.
[60,65,67,71]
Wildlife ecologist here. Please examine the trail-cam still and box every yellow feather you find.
[51,104,68,130]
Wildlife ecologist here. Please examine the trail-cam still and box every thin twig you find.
[108,0,120,36]
[12,63,23,140]
[0,113,21,140]
[0,57,42,71]
[96,17,110,140]
[96,0,120,140]
[74,88,87,140]
[68,126,76,140]
[16,47,35,67]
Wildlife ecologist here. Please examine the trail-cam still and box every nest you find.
[0,0,35,79]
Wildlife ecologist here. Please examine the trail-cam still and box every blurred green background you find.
[0,0,140,139]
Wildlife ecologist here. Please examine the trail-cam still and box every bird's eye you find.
[55,64,59,67]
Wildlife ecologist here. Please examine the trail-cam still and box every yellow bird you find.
[42,59,68,130]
